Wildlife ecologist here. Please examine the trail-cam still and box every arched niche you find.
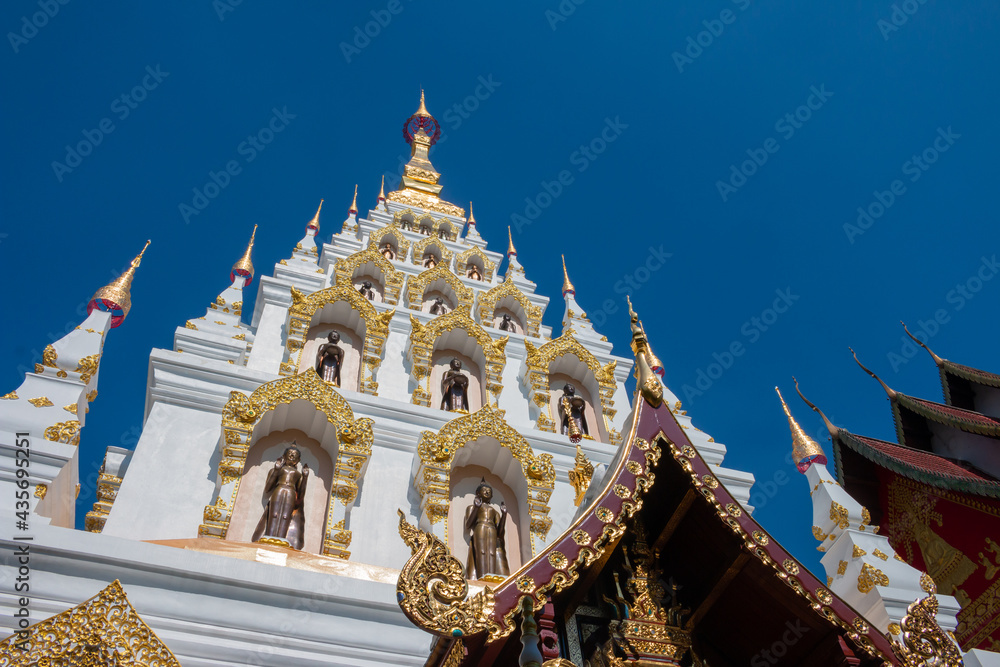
[430,348,484,414]
[407,265,474,312]
[393,208,419,232]
[455,246,496,282]
[226,428,333,554]
[408,306,507,409]
[353,273,384,303]
[422,290,454,315]
[522,334,618,443]
[492,307,523,334]
[449,464,525,578]
[413,404,554,557]
[282,284,395,395]
[199,371,375,560]
[547,371,605,442]
[412,236,454,270]
[367,223,410,261]
[477,280,542,338]
[416,215,435,237]
[435,219,457,241]
[333,249,404,305]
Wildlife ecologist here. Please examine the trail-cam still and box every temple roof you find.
[894,392,1000,439]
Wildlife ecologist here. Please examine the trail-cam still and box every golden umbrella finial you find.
[349,184,358,214]
[231,224,257,285]
[306,199,323,233]
[88,240,151,328]
[561,255,575,294]
[507,227,517,256]
[776,385,828,473]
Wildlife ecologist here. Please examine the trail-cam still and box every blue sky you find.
[2,1,999,577]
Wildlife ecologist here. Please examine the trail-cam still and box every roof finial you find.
[561,255,575,295]
[507,227,517,256]
[349,184,358,215]
[851,347,897,399]
[626,295,663,407]
[416,89,431,117]
[468,202,476,226]
[88,240,151,328]
[230,224,257,286]
[901,321,944,366]
[306,199,323,234]
[378,175,386,202]
[793,376,838,441]
[776,385,828,473]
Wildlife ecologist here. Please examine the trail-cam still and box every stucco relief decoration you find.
[366,222,411,260]
[411,236,455,269]
[455,246,496,282]
[476,280,542,337]
[414,404,554,546]
[407,306,507,408]
[333,249,405,305]
[0,579,181,666]
[406,264,472,312]
[522,333,618,443]
[281,282,395,395]
[892,595,964,666]
[198,371,374,560]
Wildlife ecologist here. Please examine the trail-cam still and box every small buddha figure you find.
[400,219,412,231]
[441,358,470,412]
[358,280,375,300]
[464,478,509,580]
[315,332,345,386]
[438,228,448,239]
[380,242,396,261]
[467,264,482,281]
[422,252,438,269]
[252,445,310,550]
[560,384,589,442]
[429,298,448,316]
[419,224,432,236]
[498,313,516,333]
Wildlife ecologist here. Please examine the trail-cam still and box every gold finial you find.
[231,224,257,284]
[378,175,386,201]
[468,202,476,226]
[776,385,827,473]
[349,184,358,213]
[507,227,517,256]
[416,89,431,117]
[89,240,151,328]
[850,347,897,398]
[901,321,944,365]
[626,295,663,408]
[561,255,575,294]
[306,199,323,233]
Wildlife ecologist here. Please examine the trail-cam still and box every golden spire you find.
[378,175,386,201]
[851,347,897,398]
[776,385,828,473]
[349,184,358,214]
[468,202,476,226]
[507,227,517,256]
[306,199,323,233]
[416,89,431,117]
[89,240,150,328]
[561,255,575,294]
[230,225,257,284]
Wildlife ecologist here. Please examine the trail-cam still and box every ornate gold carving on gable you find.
[857,563,890,593]
[366,222,412,259]
[476,279,543,338]
[85,471,124,533]
[42,344,58,367]
[44,420,81,446]
[333,249,405,305]
[891,595,964,666]
[411,236,454,268]
[406,264,473,312]
[0,579,181,665]
[568,445,594,507]
[455,246,496,282]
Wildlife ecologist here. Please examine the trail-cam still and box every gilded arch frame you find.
[367,223,411,261]
[280,283,394,393]
[411,236,454,269]
[523,333,619,443]
[334,249,405,305]
[477,280,543,337]
[407,305,508,408]
[455,246,497,282]
[406,264,474,311]
[198,371,374,560]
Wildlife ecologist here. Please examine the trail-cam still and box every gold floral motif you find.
[0,579,181,665]
[726,503,742,518]
[42,344,58,367]
[386,189,465,217]
[63,404,78,414]
[395,511,495,638]
[752,530,769,546]
[548,551,568,570]
[889,622,902,635]
[919,572,937,594]
[816,587,832,604]
[873,548,888,561]
[838,560,848,575]
[892,596,964,666]
[28,396,53,407]
[44,420,81,446]
[85,471,124,533]
[34,484,47,499]
[185,321,198,330]
[476,279,543,337]
[858,563,890,593]
[830,501,850,529]
[596,507,614,523]
[853,617,870,634]
[783,559,800,575]
[333,248,405,305]
[701,474,719,489]
[74,354,101,384]
[572,530,591,546]
[1,391,17,400]
[613,484,631,499]
[517,575,536,593]
[86,389,98,402]
[853,545,867,558]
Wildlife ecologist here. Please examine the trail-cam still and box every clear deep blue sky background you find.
[2,1,998,577]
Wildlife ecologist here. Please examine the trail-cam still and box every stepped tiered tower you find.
[0,95,990,666]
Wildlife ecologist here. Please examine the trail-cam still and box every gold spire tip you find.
[132,240,151,268]
[232,226,256,280]
[776,386,827,473]
[416,89,431,117]
[561,255,575,293]
[350,185,358,212]
[507,227,517,255]
[468,202,475,224]
[379,175,385,199]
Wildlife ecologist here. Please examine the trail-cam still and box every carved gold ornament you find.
[411,235,455,268]
[333,248,405,305]
[455,245,496,282]
[857,563,890,593]
[85,472,123,533]
[28,396,53,407]
[199,371,374,560]
[0,580,180,665]
[569,445,595,507]
[548,551,568,570]
[34,484,47,499]
[831,501,850,529]
[44,420,81,446]
[386,189,466,217]
[783,559,800,575]
[395,511,496,638]
[406,264,472,312]
[367,221,412,259]
[1,391,17,400]
[892,596,964,666]
[476,279,543,337]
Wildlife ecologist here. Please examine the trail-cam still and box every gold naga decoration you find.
[455,245,496,282]
[333,248,405,305]
[407,306,508,408]
[413,404,555,548]
[568,444,594,507]
[0,579,180,666]
[476,279,543,338]
[396,510,496,638]
[281,282,395,394]
[522,333,618,442]
[626,296,663,408]
[406,264,473,312]
[366,221,412,259]
[198,371,374,560]
[892,596,964,666]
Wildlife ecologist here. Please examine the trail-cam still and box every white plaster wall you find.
[345,444,417,569]
[247,302,287,374]
[377,331,411,403]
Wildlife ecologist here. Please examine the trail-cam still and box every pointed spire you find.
[230,225,257,286]
[851,347,897,399]
[349,184,358,215]
[378,175,386,202]
[468,202,476,227]
[416,89,432,118]
[306,199,323,235]
[561,255,575,295]
[507,227,517,256]
[88,240,150,328]
[776,385,828,473]
[901,321,944,365]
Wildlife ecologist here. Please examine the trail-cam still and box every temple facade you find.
[0,94,993,666]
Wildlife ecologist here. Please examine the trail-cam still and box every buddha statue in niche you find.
[429,298,448,316]
[422,252,438,269]
[252,444,310,550]
[380,242,396,260]
[464,478,509,580]
[315,332,344,386]
[441,358,470,413]
[358,280,375,300]
[467,264,482,281]
[560,383,589,443]
[498,313,516,332]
